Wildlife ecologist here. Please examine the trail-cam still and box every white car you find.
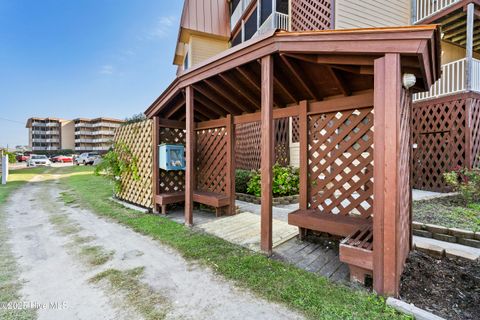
[27,155,52,167]
[74,152,100,165]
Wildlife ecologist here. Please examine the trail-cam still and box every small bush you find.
[444,167,480,204]
[247,164,299,197]
[235,169,253,194]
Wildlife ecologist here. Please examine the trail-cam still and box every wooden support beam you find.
[194,95,227,118]
[185,86,194,226]
[233,104,300,124]
[219,73,259,110]
[204,79,255,113]
[373,54,402,297]
[253,60,297,105]
[226,114,236,215]
[236,66,283,107]
[326,66,351,96]
[260,55,273,255]
[158,118,185,129]
[194,85,242,115]
[280,54,319,100]
[195,117,229,130]
[298,100,308,212]
[164,98,185,119]
[152,116,160,213]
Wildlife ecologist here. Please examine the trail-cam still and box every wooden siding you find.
[180,0,230,38]
[442,41,480,64]
[190,35,229,67]
[335,0,411,30]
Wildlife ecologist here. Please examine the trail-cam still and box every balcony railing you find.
[256,12,289,36]
[231,0,254,30]
[413,58,480,101]
[414,0,461,23]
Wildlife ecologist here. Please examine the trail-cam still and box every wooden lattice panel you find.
[235,119,290,170]
[291,116,300,143]
[114,120,153,208]
[196,127,228,194]
[291,0,332,32]
[307,107,374,218]
[412,97,467,191]
[397,89,412,279]
[470,97,480,168]
[159,127,186,193]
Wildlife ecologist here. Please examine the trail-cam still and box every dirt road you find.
[3,176,303,320]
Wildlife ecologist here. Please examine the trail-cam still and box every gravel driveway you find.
[4,175,303,320]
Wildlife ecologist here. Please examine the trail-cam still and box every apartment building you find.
[26,118,74,151]
[26,117,124,152]
[74,118,124,152]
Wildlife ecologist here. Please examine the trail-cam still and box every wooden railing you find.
[256,12,290,36]
[414,0,461,22]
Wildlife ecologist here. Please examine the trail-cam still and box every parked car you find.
[16,153,29,162]
[27,155,51,167]
[74,152,100,165]
[51,155,73,163]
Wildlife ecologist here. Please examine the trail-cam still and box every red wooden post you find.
[152,116,160,213]
[226,114,236,215]
[185,86,195,226]
[260,55,274,254]
[298,100,308,239]
[373,54,402,297]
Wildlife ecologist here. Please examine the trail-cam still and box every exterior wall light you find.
[402,73,416,90]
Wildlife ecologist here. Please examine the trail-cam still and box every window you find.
[261,0,273,24]
[232,31,242,47]
[244,8,258,41]
[184,52,189,70]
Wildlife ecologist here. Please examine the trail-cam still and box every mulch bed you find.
[400,251,480,320]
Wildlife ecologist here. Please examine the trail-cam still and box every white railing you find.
[473,58,480,92]
[257,12,290,36]
[46,122,59,127]
[231,0,254,30]
[75,139,94,143]
[76,131,94,135]
[75,122,92,128]
[32,122,46,127]
[413,58,467,101]
[414,58,480,101]
[414,0,461,23]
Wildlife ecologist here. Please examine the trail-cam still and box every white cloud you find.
[147,15,177,39]
[99,65,114,75]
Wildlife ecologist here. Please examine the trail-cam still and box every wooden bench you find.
[155,190,231,216]
[155,191,185,214]
[288,209,371,238]
[193,191,230,217]
[339,225,373,284]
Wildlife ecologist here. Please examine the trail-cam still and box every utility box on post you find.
[158,144,185,171]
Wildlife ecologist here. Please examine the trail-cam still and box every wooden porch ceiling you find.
[145,26,441,122]
[436,6,480,51]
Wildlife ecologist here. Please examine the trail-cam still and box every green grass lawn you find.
[413,196,480,231]
[56,166,407,320]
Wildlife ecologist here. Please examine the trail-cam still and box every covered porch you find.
[145,26,441,296]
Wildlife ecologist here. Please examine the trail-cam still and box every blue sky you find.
[0,0,183,147]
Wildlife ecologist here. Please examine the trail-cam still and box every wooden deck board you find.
[196,212,298,252]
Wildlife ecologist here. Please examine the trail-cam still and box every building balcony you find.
[413,58,480,101]
[32,122,46,127]
[75,122,92,128]
[231,0,254,30]
[75,139,94,143]
[256,11,289,37]
[76,131,94,135]
[414,0,461,23]
[46,122,60,127]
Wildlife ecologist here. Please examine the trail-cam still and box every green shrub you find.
[444,167,480,204]
[94,142,139,193]
[247,164,299,197]
[235,169,253,194]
